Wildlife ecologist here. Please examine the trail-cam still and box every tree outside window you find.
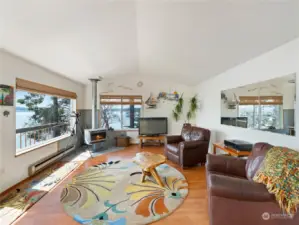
[16,90,73,151]
[239,104,282,129]
[100,104,141,130]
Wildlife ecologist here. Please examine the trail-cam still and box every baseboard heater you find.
[28,145,75,176]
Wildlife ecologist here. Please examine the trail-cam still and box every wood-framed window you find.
[238,96,283,129]
[100,95,142,130]
[15,78,77,155]
[239,96,283,105]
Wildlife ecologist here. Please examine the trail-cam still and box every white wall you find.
[0,50,4,191]
[0,49,85,192]
[196,38,299,151]
[83,75,195,143]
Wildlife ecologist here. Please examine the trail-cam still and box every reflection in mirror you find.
[221,73,296,136]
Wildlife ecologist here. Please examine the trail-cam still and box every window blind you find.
[239,96,283,105]
[100,95,142,105]
[16,78,77,99]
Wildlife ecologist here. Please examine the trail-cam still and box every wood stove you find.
[84,129,107,145]
[84,77,107,153]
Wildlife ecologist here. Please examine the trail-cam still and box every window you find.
[16,78,76,153]
[238,96,283,129]
[100,95,142,130]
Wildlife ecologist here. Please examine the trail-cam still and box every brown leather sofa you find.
[206,142,299,225]
[164,124,210,167]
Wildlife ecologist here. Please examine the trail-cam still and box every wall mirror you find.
[221,73,296,136]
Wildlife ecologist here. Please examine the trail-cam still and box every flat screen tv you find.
[139,117,168,136]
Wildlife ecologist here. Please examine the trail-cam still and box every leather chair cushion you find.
[166,144,179,155]
[191,126,210,141]
[182,132,191,141]
[245,142,273,181]
[190,130,204,141]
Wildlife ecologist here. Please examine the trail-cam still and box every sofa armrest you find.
[207,174,275,202]
[165,135,183,144]
[206,154,247,178]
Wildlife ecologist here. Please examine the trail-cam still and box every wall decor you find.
[100,82,134,94]
[221,73,296,136]
[0,85,14,106]
[3,110,10,117]
[145,93,158,109]
[158,91,179,101]
[117,85,133,90]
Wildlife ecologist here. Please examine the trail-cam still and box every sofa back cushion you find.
[181,123,192,141]
[191,126,211,141]
[245,142,273,181]
[190,128,204,141]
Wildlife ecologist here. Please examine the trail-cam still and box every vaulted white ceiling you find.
[1,0,299,85]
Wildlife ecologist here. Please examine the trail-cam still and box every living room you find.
[0,1,299,225]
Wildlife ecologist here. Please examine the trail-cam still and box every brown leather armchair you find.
[206,142,299,225]
[164,124,210,167]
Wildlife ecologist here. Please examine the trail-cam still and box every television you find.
[139,117,168,136]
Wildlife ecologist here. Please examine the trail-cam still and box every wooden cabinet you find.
[115,136,131,147]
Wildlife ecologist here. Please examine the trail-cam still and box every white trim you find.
[15,134,71,157]
[114,129,138,132]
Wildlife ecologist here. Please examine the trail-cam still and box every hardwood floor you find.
[14,145,209,225]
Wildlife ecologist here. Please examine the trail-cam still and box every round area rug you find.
[60,160,188,225]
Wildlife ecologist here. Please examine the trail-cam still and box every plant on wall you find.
[172,94,199,122]
[221,92,228,103]
[172,94,184,122]
[186,95,199,122]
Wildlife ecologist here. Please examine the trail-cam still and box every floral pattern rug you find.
[60,160,188,225]
[0,160,81,225]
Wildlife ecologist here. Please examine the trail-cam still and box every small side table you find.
[133,152,166,187]
[138,135,165,148]
[115,136,131,147]
[213,143,251,157]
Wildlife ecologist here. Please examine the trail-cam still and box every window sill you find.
[113,129,139,132]
[15,134,71,157]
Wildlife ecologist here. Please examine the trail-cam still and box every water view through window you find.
[100,104,141,130]
[16,90,74,152]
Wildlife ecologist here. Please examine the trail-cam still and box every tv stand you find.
[138,135,165,148]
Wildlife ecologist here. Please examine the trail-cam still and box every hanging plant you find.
[172,94,184,122]
[186,95,199,122]
[221,92,228,103]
